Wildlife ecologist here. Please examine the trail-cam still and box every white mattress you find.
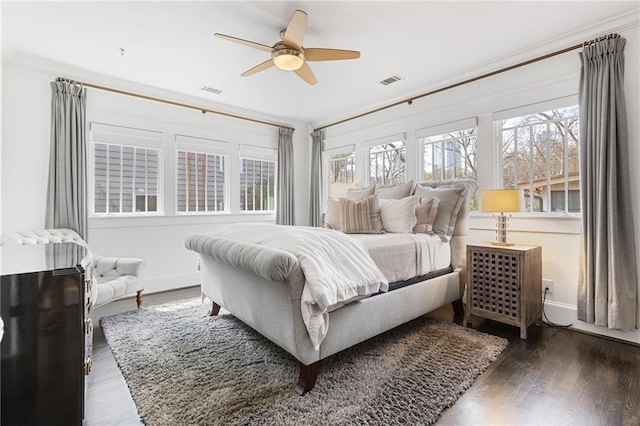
[348,233,451,283]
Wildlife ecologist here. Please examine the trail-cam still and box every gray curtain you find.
[276,126,295,225]
[45,81,88,240]
[578,36,638,331]
[309,129,324,227]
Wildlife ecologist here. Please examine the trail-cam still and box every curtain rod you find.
[54,78,288,129]
[314,33,620,132]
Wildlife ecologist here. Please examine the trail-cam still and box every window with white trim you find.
[326,150,356,198]
[497,105,579,213]
[91,123,162,215]
[176,151,226,213]
[421,127,478,181]
[368,140,406,185]
[420,126,478,209]
[329,151,355,185]
[239,157,276,212]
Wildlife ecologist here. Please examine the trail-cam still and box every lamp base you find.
[490,241,515,246]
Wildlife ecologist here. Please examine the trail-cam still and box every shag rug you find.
[100,298,508,426]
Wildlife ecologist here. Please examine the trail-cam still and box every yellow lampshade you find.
[481,189,522,213]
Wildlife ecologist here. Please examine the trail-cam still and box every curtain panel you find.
[276,126,295,225]
[309,130,324,227]
[578,36,638,331]
[45,81,88,240]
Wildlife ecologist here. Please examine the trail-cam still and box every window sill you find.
[470,212,581,220]
[89,212,276,229]
[469,212,581,235]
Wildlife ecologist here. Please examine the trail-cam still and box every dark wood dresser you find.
[1,243,93,425]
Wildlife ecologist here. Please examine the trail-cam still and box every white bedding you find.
[212,223,388,349]
[349,233,451,283]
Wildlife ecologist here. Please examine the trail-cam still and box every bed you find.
[185,179,477,395]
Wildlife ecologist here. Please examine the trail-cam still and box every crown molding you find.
[310,9,640,130]
[2,52,308,130]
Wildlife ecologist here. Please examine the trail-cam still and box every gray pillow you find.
[346,184,375,201]
[413,197,441,233]
[413,186,465,237]
[376,180,414,199]
[339,195,384,234]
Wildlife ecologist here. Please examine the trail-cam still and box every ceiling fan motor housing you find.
[272,42,305,71]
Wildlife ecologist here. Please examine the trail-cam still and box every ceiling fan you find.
[214,10,360,85]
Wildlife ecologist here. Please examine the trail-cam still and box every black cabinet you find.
[1,243,92,426]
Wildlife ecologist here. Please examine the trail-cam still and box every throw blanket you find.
[213,223,389,349]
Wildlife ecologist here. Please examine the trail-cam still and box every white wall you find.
[1,56,310,294]
[317,19,640,344]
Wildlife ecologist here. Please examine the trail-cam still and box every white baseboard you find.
[544,300,640,345]
[143,272,201,295]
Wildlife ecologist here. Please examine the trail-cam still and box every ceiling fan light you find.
[272,49,304,71]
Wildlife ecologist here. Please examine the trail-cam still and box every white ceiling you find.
[2,1,639,125]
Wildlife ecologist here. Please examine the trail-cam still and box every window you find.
[422,127,478,181]
[91,123,162,215]
[177,151,226,213]
[239,158,276,212]
[497,105,579,213]
[369,140,406,185]
[94,143,160,214]
[327,151,356,198]
[420,126,478,209]
[329,151,355,184]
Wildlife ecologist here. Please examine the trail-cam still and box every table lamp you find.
[481,189,522,246]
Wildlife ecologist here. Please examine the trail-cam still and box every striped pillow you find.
[339,195,384,234]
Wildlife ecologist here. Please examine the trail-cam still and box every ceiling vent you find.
[201,86,224,95]
[378,75,404,86]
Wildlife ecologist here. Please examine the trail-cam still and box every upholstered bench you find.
[0,228,145,308]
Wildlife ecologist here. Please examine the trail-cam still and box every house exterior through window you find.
[176,150,226,213]
[91,123,162,215]
[239,157,276,212]
[497,105,580,213]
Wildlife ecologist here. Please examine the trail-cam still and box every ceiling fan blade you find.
[214,33,273,53]
[283,10,307,50]
[305,48,361,61]
[294,62,317,85]
[241,60,275,77]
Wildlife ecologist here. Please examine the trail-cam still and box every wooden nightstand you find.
[464,242,542,339]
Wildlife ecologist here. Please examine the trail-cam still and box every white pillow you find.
[378,196,418,233]
[324,197,341,230]
[346,184,375,201]
[376,180,414,199]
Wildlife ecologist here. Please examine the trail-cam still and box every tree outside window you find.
[369,141,406,186]
[499,106,579,213]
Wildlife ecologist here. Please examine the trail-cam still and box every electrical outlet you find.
[542,279,554,295]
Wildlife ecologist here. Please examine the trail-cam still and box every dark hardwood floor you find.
[431,309,640,426]
[87,289,640,426]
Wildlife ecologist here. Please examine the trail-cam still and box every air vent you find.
[378,75,404,86]
[201,86,224,95]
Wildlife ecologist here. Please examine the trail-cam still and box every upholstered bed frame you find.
[185,179,476,395]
